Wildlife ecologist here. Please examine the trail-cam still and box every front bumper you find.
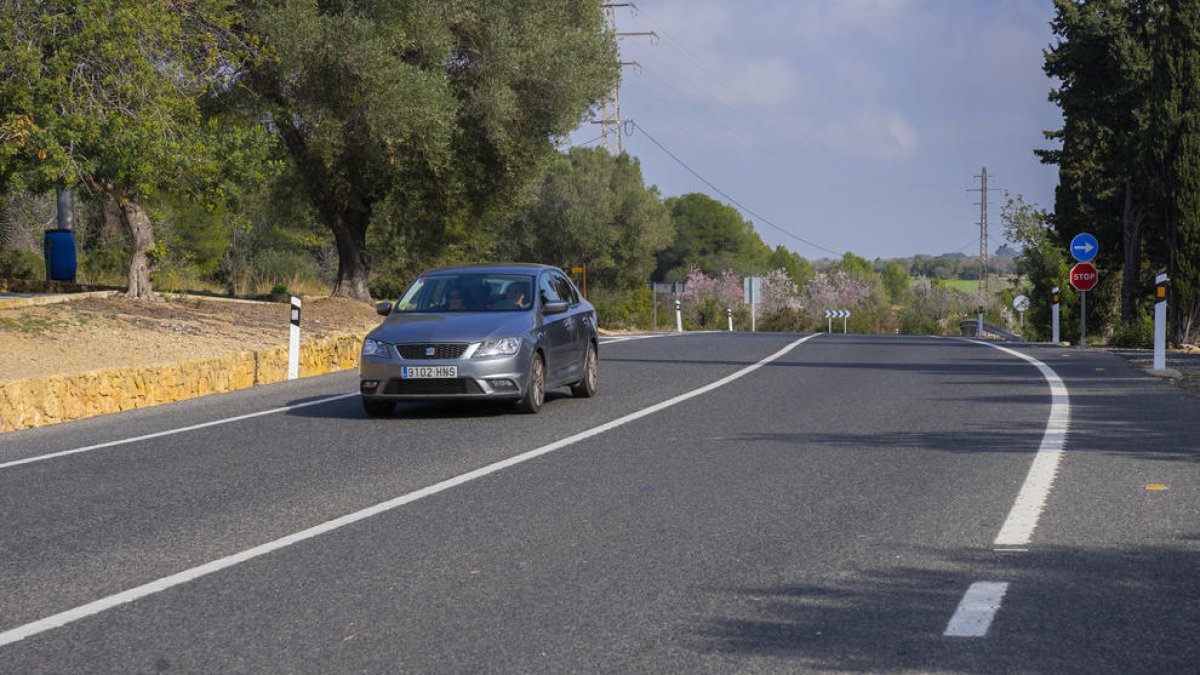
[359,346,532,402]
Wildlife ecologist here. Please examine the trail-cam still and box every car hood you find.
[368,312,535,344]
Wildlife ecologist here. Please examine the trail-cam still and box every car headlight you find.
[362,338,390,358]
[473,337,522,357]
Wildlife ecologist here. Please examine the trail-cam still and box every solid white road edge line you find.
[0,394,359,471]
[944,582,1010,637]
[967,340,1071,547]
[598,334,665,344]
[5,334,676,470]
[0,333,820,648]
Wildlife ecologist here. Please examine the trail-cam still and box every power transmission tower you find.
[595,3,654,154]
[967,167,1003,296]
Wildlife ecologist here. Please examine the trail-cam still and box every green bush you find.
[223,248,320,296]
[759,308,809,332]
[1111,308,1154,348]
[900,310,942,336]
[80,238,130,285]
[0,247,44,280]
[591,286,654,330]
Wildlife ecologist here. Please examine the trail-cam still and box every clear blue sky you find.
[567,0,1062,261]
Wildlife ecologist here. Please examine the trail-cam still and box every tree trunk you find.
[100,197,124,239]
[118,193,159,300]
[329,212,372,301]
[1120,181,1144,325]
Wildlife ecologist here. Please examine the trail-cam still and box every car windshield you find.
[393,273,535,313]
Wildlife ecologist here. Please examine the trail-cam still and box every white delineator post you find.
[1154,274,1169,371]
[727,308,733,332]
[674,297,682,333]
[288,296,301,380]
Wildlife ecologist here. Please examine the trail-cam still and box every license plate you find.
[401,365,457,379]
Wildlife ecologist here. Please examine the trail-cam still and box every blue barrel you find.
[43,229,77,283]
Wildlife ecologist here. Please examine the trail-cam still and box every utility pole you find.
[596,3,654,154]
[967,167,1002,295]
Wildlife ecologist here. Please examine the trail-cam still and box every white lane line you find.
[0,333,820,648]
[0,394,359,471]
[944,581,1010,637]
[599,334,667,344]
[966,340,1071,547]
[6,332,686,470]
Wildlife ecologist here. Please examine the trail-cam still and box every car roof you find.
[419,263,560,276]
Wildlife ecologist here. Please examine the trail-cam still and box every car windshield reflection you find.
[393,273,535,313]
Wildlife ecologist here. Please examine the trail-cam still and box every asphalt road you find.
[0,332,1197,673]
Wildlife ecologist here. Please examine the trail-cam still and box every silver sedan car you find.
[359,263,599,416]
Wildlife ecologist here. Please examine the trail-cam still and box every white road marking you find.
[944,582,1010,637]
[598,334,667,344]
[0,394,359,471]
[967,341,1071,547]
[0,333,820,648]
[2,332,700,470]
[941,341,1070,639]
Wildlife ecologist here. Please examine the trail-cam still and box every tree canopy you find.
[499,147,672,291]
[237,0,619,300]
[1041,0,1200,342]
[0,0,272,297]
[654,192,774,281]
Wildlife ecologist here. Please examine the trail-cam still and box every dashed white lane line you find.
[0,394,359,471]
[944,582,1010,637]
[0,333,819,648]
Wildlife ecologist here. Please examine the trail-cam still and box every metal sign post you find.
[1013,294,1029,331]
[1070,263,1098,345]
[743,276,762,333]
[1080,291,1087,345]
[1069,236,1099,347]
[823,309,850,333]
[651,283,657,331]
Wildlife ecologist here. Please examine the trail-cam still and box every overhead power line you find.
[629,121,843,257]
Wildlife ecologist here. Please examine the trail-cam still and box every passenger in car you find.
[491,282,530,310]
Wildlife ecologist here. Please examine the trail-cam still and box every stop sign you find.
[1070,262,1099,291]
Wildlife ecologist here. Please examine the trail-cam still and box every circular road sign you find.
[1070,262,1099,291]
[1070,233,1098,262]
[1013,294,1030,312]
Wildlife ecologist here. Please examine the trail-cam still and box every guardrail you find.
[959,321,1023,342]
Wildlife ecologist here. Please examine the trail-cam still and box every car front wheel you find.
[514,353,546,414]
[570,342,598,398]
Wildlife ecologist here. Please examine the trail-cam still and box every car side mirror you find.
[542,300,569,315]
[375,301,393,316]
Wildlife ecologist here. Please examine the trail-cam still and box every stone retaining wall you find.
[0,331,367,433]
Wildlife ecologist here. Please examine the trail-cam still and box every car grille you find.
[382,378,483,396]
[396,343,468,360]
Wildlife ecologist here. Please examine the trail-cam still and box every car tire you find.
[362,396,393,417]
[514,352,546,414]
[570,342,598,398]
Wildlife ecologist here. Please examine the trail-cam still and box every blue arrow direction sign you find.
[1070,233,1098,262]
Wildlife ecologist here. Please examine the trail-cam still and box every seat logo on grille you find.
[425,347,436,357]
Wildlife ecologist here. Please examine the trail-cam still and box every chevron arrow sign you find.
[823,309,851,319]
